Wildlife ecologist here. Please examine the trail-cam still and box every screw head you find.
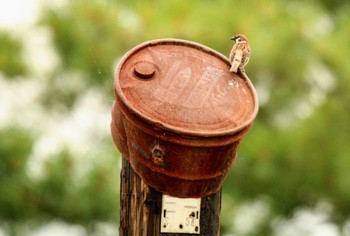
[134,62,156,79]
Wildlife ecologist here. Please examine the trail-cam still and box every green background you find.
[1,0,349,235]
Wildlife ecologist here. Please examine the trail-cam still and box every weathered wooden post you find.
[110,39,258,235]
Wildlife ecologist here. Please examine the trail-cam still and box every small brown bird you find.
[229,34,251,73]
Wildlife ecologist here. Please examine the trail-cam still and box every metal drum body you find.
[111,39,258,198]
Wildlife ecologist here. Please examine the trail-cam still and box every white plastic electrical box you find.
[160,194,201,234]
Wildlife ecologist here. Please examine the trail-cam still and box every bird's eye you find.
[236,38,241,42]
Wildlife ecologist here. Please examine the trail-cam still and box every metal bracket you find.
[160,194,201,234]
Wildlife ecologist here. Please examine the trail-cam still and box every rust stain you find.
[111,38,258,198]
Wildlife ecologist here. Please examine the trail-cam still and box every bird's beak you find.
[231,36,237,41]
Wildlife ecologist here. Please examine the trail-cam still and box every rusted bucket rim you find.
[115,38,259,137]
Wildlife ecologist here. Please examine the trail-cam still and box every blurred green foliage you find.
[0,127,36,221]
[0,32,27,77]
[0,127,119,234]
[1,0,350,235]
[33,149,119,224]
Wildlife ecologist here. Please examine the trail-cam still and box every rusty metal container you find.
[111,38,258,198]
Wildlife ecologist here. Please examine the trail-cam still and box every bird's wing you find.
[229,49,243,72]
[229,45,237,62]
[233,49,243,62]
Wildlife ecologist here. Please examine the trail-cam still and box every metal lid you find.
[115,38,258,137]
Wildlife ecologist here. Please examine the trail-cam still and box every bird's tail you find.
[229,50,243,73]
[229,61,240,72]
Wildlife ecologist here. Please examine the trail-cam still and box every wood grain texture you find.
[120,158,221,236]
